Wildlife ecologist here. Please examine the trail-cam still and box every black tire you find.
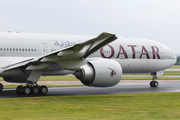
[31,86,39,95]
[0,83,3,92]
[39,86,48,95]
[150,81,154,87]
[153,81,158,87]
[23,86,31,95]
[16,85,24,95]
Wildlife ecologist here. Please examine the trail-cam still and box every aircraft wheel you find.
[23,86,31,95]
[153,81,158,87]
[16,85,24,95]
[39,86,48,95]
[150,81,154,87]
[0,83,3,92]
[31,86,39,95]
[150,81,158,87]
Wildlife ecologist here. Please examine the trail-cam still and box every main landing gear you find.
[150,72,159,87]
[16,82,48,95]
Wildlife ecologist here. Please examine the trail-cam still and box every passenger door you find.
[41,43,49,55]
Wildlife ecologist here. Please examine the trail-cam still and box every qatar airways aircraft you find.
[0,32,176,95]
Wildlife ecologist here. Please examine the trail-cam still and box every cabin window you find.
[19,48,21,51]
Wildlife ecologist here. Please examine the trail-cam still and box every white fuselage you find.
[0,32,176,75]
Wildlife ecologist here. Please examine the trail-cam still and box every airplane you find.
[0,32,176,95]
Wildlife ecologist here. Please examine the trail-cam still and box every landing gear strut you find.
[16,82,48,95]
[150,72,159,87]
[0,83,3,92]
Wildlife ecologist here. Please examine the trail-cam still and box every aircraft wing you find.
[0,32,117,73]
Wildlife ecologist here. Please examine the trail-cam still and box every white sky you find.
[0,0,180,53]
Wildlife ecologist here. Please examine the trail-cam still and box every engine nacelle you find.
[73,59,122,87]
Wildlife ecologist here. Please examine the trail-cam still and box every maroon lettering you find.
[128,45,137,59]
[100,45,115,58]
[117,45,128,58]
[139,46,150,59]
[151,46,161,59]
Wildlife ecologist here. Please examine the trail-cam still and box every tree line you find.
[175,56,180,65]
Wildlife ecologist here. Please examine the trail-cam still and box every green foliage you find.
[175,62,180,65]
[177,56,180,62]
[175,56,180,65]
[1,93,180,120]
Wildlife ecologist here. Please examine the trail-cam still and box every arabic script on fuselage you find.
[54,40,76,48]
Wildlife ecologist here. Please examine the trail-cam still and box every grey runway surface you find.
[0,80,180,99]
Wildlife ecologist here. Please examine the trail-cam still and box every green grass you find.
[169,65,180,69]
[3,85,84,89]
[121,76,180,80]
[163,71,180,75]
[0,76,79,81]
[1,76,180,82]
[1,92,180,120]
[123,73,150,75]
[39,76,78,81]
[123,71,180,75]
